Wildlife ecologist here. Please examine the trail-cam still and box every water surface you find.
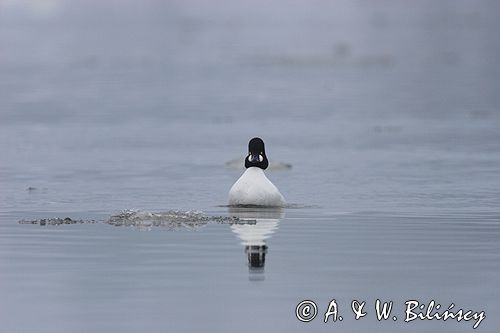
[0,0,499,332]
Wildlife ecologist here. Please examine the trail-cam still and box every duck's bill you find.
[249,154,262,163]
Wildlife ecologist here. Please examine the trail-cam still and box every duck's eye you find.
[258,154,263,162]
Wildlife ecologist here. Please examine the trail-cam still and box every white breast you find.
[228,167,286,207]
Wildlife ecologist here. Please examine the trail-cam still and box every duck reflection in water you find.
[229,207,284,280]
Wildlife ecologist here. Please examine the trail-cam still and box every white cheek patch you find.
[247,155,252,162]
[258,155,263,162]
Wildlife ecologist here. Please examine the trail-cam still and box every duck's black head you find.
[245,137,269,170]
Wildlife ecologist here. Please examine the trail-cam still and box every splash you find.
[19,209,251,230]
[19,217,97,226]
[106,209,210,229]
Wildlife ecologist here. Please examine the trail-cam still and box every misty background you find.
[0,1,499,332]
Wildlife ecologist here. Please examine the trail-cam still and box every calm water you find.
[1,0,499,332]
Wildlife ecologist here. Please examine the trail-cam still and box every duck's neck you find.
[245,167,265,174]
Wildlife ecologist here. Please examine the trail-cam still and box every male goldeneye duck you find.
[228,137,286,207]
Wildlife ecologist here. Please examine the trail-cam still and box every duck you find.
[228,137,286,207]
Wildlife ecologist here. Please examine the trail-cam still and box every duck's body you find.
[228,167,285,207]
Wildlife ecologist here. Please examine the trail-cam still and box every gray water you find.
[1,0,499,332]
